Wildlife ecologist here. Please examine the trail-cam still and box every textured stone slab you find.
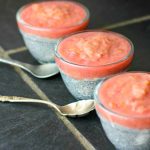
[0,63,84,150]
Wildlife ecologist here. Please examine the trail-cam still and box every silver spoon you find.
[0,96,94,117]
[0,57,59,78]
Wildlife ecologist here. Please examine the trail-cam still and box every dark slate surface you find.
[0,0,150,150]
[0,64,84,150]
[113,20,150,71]
[0,0,150,49]
[0,105,84,150]
[0,63,38,97]
[11,21,150,149]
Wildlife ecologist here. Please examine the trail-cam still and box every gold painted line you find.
[0,46,48,100]
[6,46,27,55]
[14,68,50,101]
[0,47,6,54]
[103,15,150,29]
[14,68,96,150]
[0,46,96,150]
[14,69,96,150]
[4,15,150,56]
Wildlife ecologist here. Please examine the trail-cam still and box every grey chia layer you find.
[20,31,59,63]
[60,70,104,100]
[96,112,150,150]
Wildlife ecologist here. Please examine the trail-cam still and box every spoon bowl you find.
[0,57,59,78]
[0,96,94,117]
[27,63,59,78]
[58,100,94,117]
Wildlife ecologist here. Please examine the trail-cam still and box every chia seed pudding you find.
[16,1,89,63]
[60,70,103,99]
[94,72,150,150]
[20,31,58,63]
[55,30,134,100]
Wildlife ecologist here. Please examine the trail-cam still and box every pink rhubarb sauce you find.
[56,31,133,79]
[96,72,150,129]
[17,1,89,38]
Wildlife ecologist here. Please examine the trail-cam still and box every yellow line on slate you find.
[5,15,150,56]
[6,46,27,55]
[0,46,95,150]
[103,15,150,29]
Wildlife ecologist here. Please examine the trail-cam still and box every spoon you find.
[0,57,59,78]
[0,96,95,117]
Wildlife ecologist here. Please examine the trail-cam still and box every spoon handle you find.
[0,96,61,114]
[0,57,32,72]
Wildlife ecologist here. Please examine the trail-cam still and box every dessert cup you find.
[55,30,134,99]
[94,72,150,150]
[16,1,89,63]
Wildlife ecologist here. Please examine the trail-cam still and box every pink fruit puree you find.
[96,72,150,129]
[58,32,131,66]
[17,1,89,38]
[56,31,133,79]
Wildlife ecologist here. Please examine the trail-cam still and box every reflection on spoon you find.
[0,57,59,78]
[0,96,95,117]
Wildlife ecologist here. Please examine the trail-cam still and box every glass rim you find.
[55,30,134,68]
[16,0,90,31]
[94,71,150,119]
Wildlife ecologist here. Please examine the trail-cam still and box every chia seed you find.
[20,31,59,63]
[96,111,150,150]
[60,70,104,100]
